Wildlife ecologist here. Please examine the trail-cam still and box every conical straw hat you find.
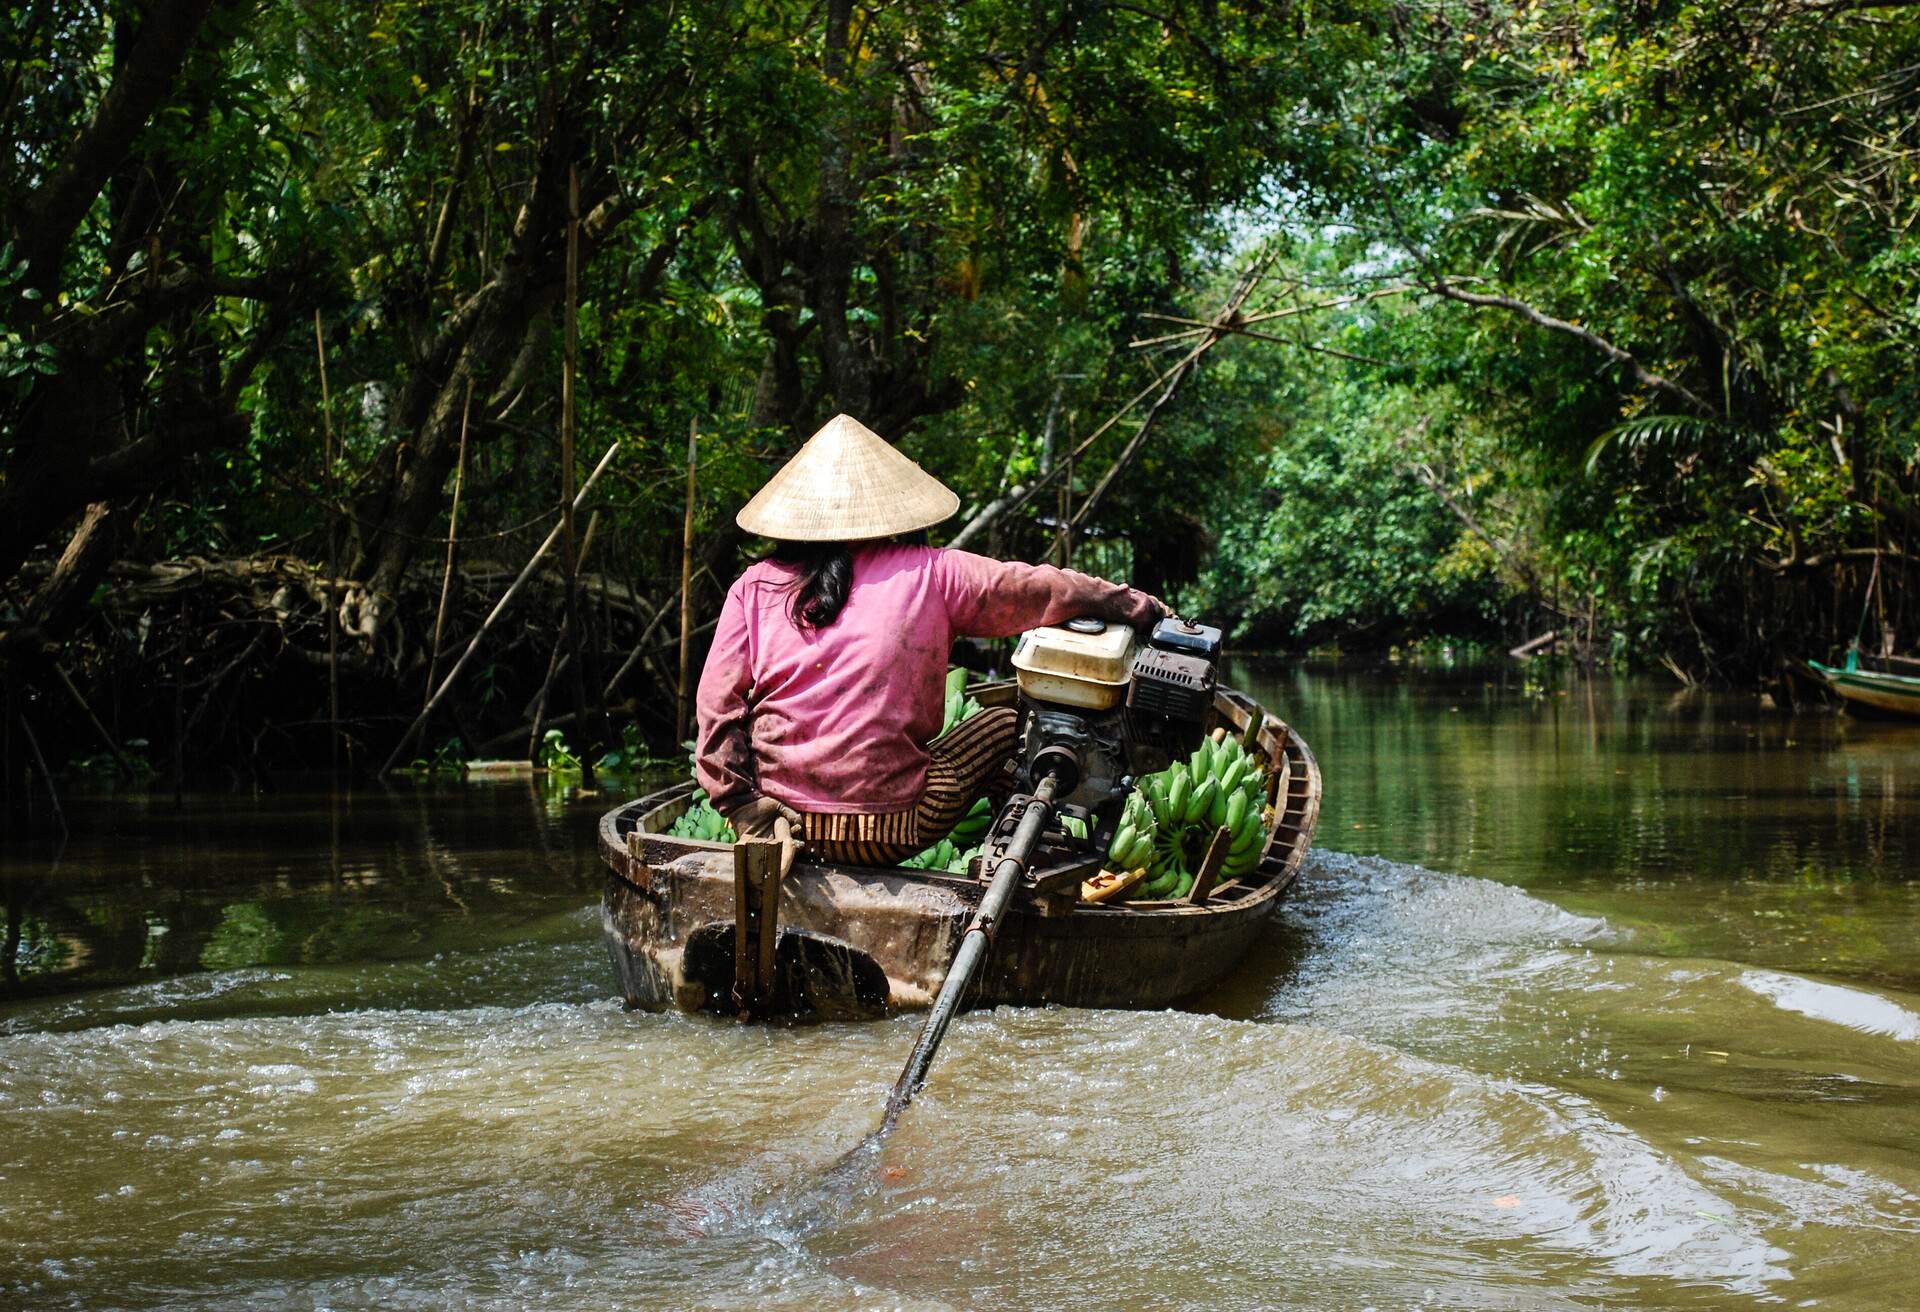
[735,414,960,542]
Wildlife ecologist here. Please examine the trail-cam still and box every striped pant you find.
[800,707,1018,866]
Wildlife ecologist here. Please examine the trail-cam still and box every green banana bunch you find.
[1105,790,1157,873]
[900,837,985,873]
[1124,728,1272,899]
[901,837,959,871]
[942,666,983,735]
[948,796,993,844]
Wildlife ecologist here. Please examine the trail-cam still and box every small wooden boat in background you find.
[597,683,1321,1019]
[1806,652,1920,719]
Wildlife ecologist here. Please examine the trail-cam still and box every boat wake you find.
[6,851,1917,1308]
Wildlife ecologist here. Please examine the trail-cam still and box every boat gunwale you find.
[1808,659,1920,693]
[597,683,1320,921]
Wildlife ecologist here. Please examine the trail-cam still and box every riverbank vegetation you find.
[4,1,1916,795]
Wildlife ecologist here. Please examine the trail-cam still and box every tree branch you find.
[14,0,225,285]
[1424,277,1718,418]
[1760,544,1915,573]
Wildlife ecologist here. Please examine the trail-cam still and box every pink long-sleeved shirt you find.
[694,544,1163,815]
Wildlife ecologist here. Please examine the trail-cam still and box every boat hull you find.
[1808,660,1920,719]
[598,687,1320,1017]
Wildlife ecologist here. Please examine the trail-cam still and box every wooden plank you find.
[755,853,779,1007]
[1187,824,1231,905]
[732,838,782,1017]
[732,843,752,1010]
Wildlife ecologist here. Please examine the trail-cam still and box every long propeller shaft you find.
[878,771,1062,1128]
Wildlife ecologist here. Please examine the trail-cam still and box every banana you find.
[1220,756,1248,796]
[1229,824,1262,858]
[1207,781,1229,827]
[950,799,992,842]
[1110,822,1138,862]
[1166,773,1192,824]
[1185,776,1216,825]
[1225,790,1248,835]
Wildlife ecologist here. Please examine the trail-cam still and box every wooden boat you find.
[1807,654,1920,719]
[597,684,1321,1018]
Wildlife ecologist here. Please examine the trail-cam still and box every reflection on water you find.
[4,664,1919,1309]
[1240,660,1920,990]
[1,778,645,1014]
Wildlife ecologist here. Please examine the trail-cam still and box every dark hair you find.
[768,541,854,629]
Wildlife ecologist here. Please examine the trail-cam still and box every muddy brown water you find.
[3,662,1917,1309]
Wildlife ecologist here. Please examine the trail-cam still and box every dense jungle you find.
[4,0,1917,793]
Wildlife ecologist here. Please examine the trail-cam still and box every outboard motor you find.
[984,616,1223,893]
[877,615,1225,1124]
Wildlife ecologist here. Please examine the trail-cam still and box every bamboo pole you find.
[424,378,473,714]
[1058,440,1073,569]
[15,713,65,840]
[560,166,596,790]
[377,441,620,776]
[603,565,712,700]
[676,417,697,745]
[51,662,135,780]
[313,310,341,773]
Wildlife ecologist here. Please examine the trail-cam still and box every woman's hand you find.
[727,794,806,842]
[1135,593,1175,631]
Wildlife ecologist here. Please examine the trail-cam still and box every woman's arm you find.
[694,580,757,813]
[933,548,1169,640]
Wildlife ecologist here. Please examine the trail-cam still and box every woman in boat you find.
[695,414,1169,865]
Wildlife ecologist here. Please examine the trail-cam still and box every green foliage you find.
[1336,0,1920,672]
[10,0,1919,766]
[1202,364,1508,648]
[538,729,580,774]
[395,737,467,778]
[596,722,672,772]
[668,790,736,843]
[65,738,160,784]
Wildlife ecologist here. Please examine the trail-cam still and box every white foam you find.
[1737,970,1920,1041]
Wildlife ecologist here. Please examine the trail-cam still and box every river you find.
[3,662,1917,1309]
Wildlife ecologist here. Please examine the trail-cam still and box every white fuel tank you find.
[1010,618,1138,709]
